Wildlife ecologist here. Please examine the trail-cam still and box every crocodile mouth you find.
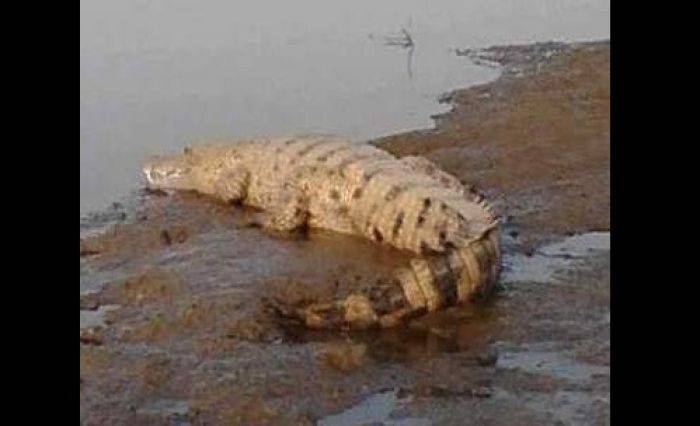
[142,161,190,188]
[142,164,164,187]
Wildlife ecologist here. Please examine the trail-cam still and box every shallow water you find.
[501,232,610,284]
[80,0,609,214]
[319,388,429,426]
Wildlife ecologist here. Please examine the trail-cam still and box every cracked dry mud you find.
[80,40,609,425]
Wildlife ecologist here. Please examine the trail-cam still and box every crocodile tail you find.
[269,226,500,331]
[393,226,501,317]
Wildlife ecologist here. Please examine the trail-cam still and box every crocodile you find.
[143,136,501,329]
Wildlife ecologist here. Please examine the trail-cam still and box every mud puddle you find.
[319,388,428,426]
[501,231,610,284]
[80,304,120,329]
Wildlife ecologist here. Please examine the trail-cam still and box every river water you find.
[80,0,609,215]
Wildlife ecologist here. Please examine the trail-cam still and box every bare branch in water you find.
[400,28,414,48]
[383,27,414,49]
[371,26,415,79]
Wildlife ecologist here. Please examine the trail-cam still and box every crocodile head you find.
[142,149,196,191]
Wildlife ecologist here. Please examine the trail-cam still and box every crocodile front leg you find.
[212,166,250,203]
[252,191,311,233]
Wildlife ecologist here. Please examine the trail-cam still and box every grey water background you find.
[80,0,609,215]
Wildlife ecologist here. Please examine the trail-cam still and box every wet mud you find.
[80,40,610,425]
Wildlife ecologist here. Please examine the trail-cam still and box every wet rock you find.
[471,386,493,398]
[80,305,120,329]
[80,291,101,311]
[425,385,459,398]
[437,91,454,104]
[137,399,190,423]
[117,269,183,306]
[318,342,368,372]
[476,348,499,367]
[136,353,174,393]
[160,226,189,245]
[80,239,102,256]
[344,294,379,329]
[428,325,455,339]
[80,327,105,346]
[225,318,282,343]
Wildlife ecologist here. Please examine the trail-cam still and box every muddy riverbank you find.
[80,40,610,425]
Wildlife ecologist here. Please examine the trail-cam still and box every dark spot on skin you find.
[352,188,363,199]
[273,164,279,171]
[416,198,431,227]
[297,141,327,158]
[373,228,384,242]
[329,189,340,200]
[338,206,349,214]
[183,147,192,155]
[392,212,404,237]
[434,257,458,305]
[385,186,403,201]
[363,169,384,183]
[439,231,447,244]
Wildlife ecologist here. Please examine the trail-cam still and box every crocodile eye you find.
[149,170,159,181]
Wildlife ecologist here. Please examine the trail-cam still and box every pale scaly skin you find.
[143,136,500,329]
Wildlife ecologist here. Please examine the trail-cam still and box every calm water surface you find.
[80,0,609,215]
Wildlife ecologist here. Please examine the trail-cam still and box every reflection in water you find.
[280,301,500,363]
[318,388,429,426]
